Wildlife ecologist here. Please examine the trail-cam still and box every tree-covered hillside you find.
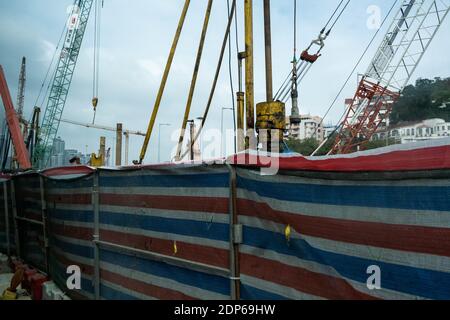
[390,77,450,124]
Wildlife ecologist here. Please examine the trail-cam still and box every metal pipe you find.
[99,136,106,166]
[3,181,10,256]
[244,0,255,133]
[39,175,49,273]
[93,240,229,278]
[178,0,236,161]
[11,180,21,258]
[236,92,245,152]
[263,0,273,102]
[92,172,100,300]
[139,0,191,164]
[124,132,129,165]
[175,0,213,161]
[226,163,240,300]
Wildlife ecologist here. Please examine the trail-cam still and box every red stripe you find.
[241,253,377,300]
[51,222,93,241]
[229,144,450,172]
[53,251,94,276]
[238,199,450,257]
[100,229,229,269]
[100,194,229,214]
[42,166,95,177]
[50,222,229,269]
[52,238,196,300]
[101,269,196,300]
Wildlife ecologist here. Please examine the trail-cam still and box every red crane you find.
[0,65,32,170]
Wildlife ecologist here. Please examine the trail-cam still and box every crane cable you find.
[227,0,237,154]
[179,0,236,161]
[92,0,103,124]
[310,0,399,156]
[34,11,72,111]
[274,0,351,102]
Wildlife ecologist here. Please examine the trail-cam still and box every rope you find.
[179,0,236,160]
[274,0,352,102]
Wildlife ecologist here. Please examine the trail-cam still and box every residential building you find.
[372,118,450,144]
[286,114,325,142]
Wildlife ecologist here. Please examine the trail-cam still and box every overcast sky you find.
[1,0,449,164]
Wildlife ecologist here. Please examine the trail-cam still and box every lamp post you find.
[221,107,233,157]
[158,123,171,163]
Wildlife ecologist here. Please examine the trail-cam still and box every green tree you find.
[285,138,319,156]
[390,77,450,124]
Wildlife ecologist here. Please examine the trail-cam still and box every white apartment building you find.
[285,114,325,142]
[373,118,450,143]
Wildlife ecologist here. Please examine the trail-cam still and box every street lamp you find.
[158,123,171,163]
[221,107,233,157]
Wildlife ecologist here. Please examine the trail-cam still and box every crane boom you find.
[0,66,32,170]
[33,0,94,168]
[60,118,146,136]
[16,57,26,119]
[330,0,450,154]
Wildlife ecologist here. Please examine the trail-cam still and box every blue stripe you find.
[240,284,288,300]
[100,284,140,300]
[46,178,93,189]
[100,248,230,297]
[243,226,450,300]
[49,208,93,223]
[237,176,450,211]
[50,236,94,259]
[49,238,230,298]
[100,211,229,242]
[50,256,94,297]
[99,173,229,188]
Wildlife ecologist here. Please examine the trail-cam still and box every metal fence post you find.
[10,179,20,258]
[92,171,100,299]
[226,164,241,300]
[3,181,10,256]
[39,175,49,273]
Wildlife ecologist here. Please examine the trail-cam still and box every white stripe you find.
[240,274,323,300]
[100,279,157,300]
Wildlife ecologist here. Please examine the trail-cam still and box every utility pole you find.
[187,120,195,161]
[115,123,122,166]
[263,0,273,102]
[244,0,255,142]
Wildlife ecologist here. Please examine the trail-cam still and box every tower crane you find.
[33,0,95,168]
[330,0,450,155]
[60,118,145,165]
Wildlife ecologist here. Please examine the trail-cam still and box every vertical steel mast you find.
[34,0,94,168]
[331,0,450,154]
